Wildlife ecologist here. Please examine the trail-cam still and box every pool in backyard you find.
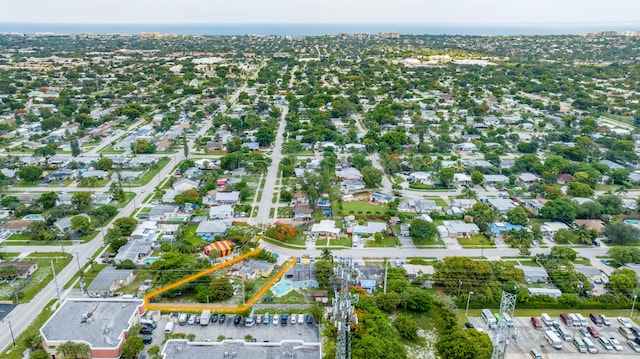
[23,214,44,220]
[271,280,293,297]
[624,219,640,225]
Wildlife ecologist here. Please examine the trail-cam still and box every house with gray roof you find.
[440,220,480,238]
[215,191,240,204]
[81,170,108,179]
[195,220,231,238]
[114,240,153,264]
[209,204,234,220]
[516,266,549,284]
[86,267,134,295]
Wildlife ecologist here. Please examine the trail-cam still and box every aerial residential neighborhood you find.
[0,23,639,359]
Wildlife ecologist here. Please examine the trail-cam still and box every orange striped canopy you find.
[204,240,234,257]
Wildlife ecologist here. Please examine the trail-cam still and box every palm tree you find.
[320,249,333,262]
[615,186,628,197]
[574,224,593,245]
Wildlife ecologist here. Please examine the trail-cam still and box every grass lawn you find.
[364,236,400,247]
[14,253,71,302]
[71,263,108,289]
[459,235,494,248]
[426,197,448,206]
[6,233,72,246]
[518,260,541,267]
[261,288,307,304]
[117,192,137,208]
[77,179,110,188]
[128,157,171,186]
[413,236,446,247]
[318,237,352,247]
[119,269,155,294]
[78,230,100,243]
[277,206,293,218]
[260,236,305,249]
[98,144,126,154]
[182,224,207,247]
[1,299,57,359]
[47,179,74,187]
[573,257,592,266]
[336,201,386,216]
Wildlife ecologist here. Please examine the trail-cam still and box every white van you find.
[582,337,598,354]
[544,330,563,350]
[575,313,588,327]
[541,313,553,326]
[557,326,572,341]
[573,337,587,353]
[569,313,579,327]
[164,321,175,333]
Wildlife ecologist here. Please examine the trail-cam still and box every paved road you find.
[0,64,265,353]
[253,105,288,225]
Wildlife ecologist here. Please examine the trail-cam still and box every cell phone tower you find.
[332,256,359,359]
[491,290,517,359]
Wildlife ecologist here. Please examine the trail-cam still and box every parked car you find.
[264,313,271,325]
[618,317,632,328]
[187,315,196,325]
[219,314,226,324]
[529,349,542,359]
[211,313,218,323]
[256,315,262,324]
[140,327,153,335]
[306,314,314,324]
[290,313,297,324]
[609,337,623,351]
[600,314,611,326]
[628,340,640,352]
[273,315,279,325]
[464,322,475,329]
[141,335,153,345]
[263,297,274,303]
[598,337,613,350]
[280,314,288,326]
[587,326,600,338]
[233,315,242,325]
[298,313,304,325]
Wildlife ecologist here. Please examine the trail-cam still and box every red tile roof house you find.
[556,173,574,184]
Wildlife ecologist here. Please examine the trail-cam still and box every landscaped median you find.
[143,248,297,313]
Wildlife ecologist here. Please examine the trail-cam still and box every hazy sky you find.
[1,0,639,25]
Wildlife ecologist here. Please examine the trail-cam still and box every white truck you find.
[200,310,211,326]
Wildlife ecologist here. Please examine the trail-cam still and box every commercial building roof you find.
[161,339,321,359]
[40,299,143,349]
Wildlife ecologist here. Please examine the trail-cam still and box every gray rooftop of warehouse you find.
[161,339,321,359]
[40,299,143,347]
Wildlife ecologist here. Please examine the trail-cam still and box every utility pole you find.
[51,260,61,303]
[75,252,85,295]
[383,258,388,294]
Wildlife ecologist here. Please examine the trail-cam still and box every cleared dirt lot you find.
[468,314,639,358]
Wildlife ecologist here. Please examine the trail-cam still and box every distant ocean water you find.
[0,23,637,36]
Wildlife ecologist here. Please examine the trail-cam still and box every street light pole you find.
[2,321,15,347]
[465,291,474,318]
[631,295,638,319]
[75,252,84,295]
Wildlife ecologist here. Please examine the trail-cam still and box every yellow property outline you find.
[143,248,298,312]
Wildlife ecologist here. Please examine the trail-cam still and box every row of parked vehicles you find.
[175,310,315,327]
[529,312,640,354]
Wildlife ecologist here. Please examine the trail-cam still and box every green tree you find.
[549,246,577,261]
[438,167,455,187]
[71,192,93,212]
[94,157,113,171]
[70,137,81,157]
[471,170,484,185]
[506,206,529,225]
[114,217,139,236]
[255,126,275,147]
[468,202,495,234]
[209,277,234,301]
[183,128,189,158]
[41,117,62,131]
[436,329,492,359]
[409,219,437,243]
[361,166,384,187]
[607,247,640,264]
[315,259,334,288]
[18,166,43,182]
[539,198,576,222]
[105,228,128,251]
[70,215,92,233]
[375,291,403,313]
[121,336,144,359]
[567,181,594,198]
[35,146,56,158]
[604,222,640,245]
[38,191,59,210]
[609,269,638,297]
[29,350,49,359]
[393,314,419,341]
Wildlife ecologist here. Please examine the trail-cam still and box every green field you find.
[0,252,71,303]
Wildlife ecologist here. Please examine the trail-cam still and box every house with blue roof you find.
[488,222,524,237]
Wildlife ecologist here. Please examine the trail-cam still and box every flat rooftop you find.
[40,299,143,348]
[161,339,321,359]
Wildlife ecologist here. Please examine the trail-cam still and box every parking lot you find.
[144,312,320,348]
[468,314,640,358]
